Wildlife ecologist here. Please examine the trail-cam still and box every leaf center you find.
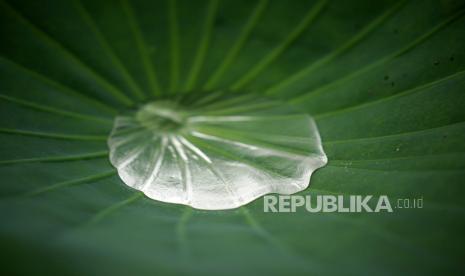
[136,101,186,132]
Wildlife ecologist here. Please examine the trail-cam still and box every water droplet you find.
[108,93,327,210]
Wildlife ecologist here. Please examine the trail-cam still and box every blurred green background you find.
[0,0,464,275]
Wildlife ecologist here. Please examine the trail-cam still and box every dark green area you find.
[0,0,464,275]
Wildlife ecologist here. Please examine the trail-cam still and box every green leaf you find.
[0,0,464,275]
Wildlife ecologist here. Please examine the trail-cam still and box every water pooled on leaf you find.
[108,93,327,210]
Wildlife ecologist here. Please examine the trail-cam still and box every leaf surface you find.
[0,0,464,275]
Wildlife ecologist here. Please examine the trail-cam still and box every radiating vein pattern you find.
[108,94,327,209]
[1,0,465,273]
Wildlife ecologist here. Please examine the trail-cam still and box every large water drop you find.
[108,94,327,210]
